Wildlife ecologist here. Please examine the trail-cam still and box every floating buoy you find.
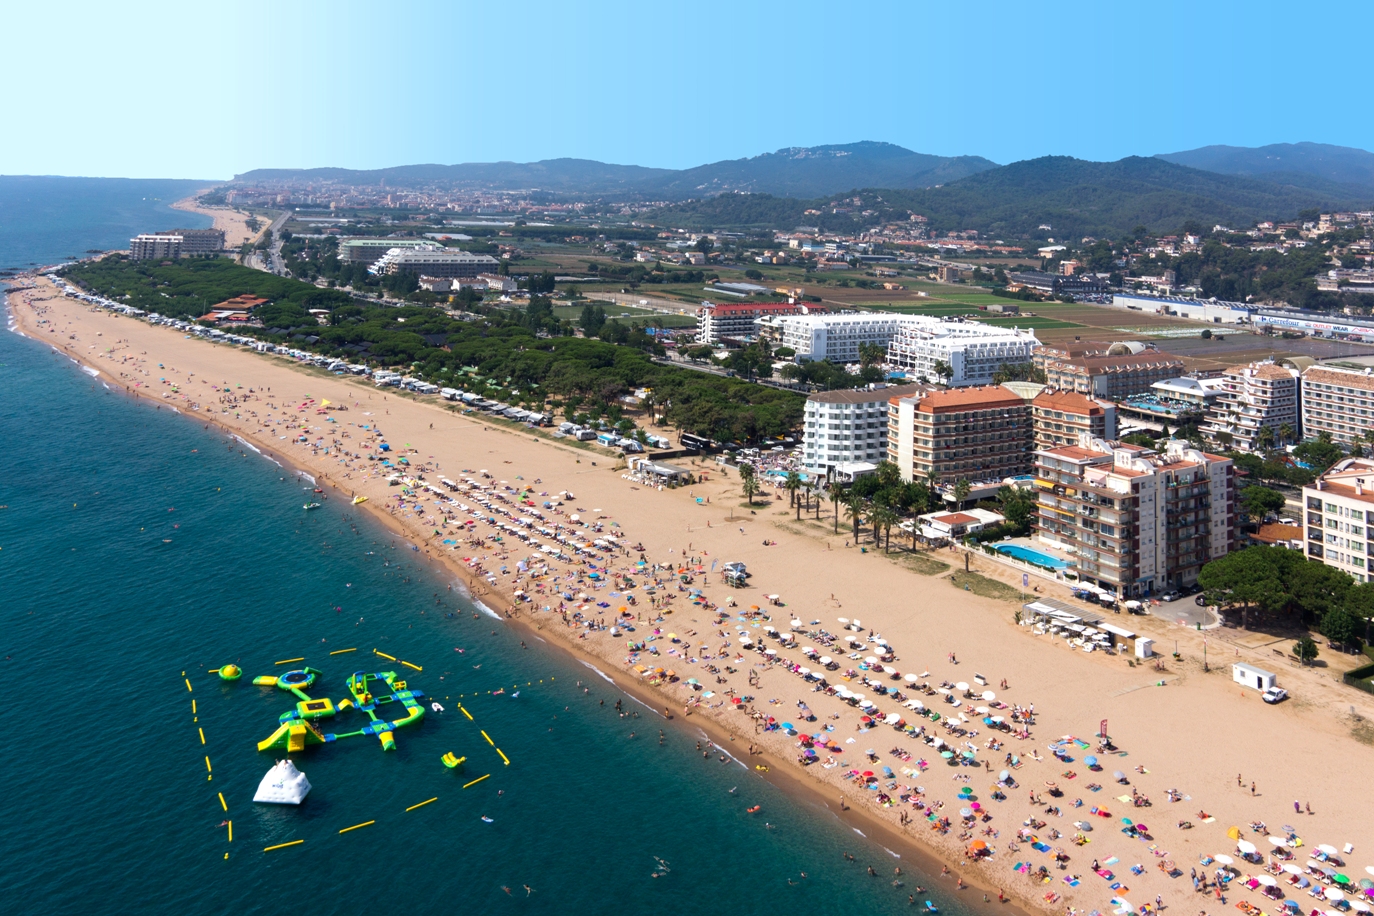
[217,665,242,681]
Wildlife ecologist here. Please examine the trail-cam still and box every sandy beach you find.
[171,192,263,248]
[11,274,1374,916]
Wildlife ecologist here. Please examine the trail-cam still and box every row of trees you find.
[1198,545,1374,649]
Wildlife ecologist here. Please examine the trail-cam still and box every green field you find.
[550,304,698,327]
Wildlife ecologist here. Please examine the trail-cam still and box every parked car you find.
[1195,594,1208,606]
[1262,686,1289,704]
[1161,591,1180,602]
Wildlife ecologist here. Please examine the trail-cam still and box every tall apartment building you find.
[759,313,915,363]
[887,386,1032,484]
[1200,361,1301,451]
[1036,349,1186,399]
[1302,457,1374,582]
[1300,366,1374,447]
[1030,390,1117,450]
[801,384,931,474]
[885,319,1038,386]
[163,228,225,254]
[129,234,183,259]
[371,247,500,278]
[1035,435,1236,596]
[697,301,824,344]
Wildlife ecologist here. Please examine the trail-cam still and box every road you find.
[244,210,292,275]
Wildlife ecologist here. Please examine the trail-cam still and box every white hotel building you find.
[759,313,1039,383]
[759,313,915,363]
[801,383,931,474]
[885,319,1039,385]
[1303,458,1374,582]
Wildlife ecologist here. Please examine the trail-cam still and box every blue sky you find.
[5,0,1372,179]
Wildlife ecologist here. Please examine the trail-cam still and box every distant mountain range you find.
[649,155,1374,239]
[234,140,1374,238]
[232,142,998,200]
[1155,142,1374,193]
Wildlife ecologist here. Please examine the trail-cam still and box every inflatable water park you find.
[225,665,428,754]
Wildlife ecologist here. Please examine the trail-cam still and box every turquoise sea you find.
[0,176,213,270]
[0,190,979,915]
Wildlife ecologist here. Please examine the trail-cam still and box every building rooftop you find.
[911,386,1027,413]
[1252,522,1303,545]
[1031,389,1107,415]
[1226,361,1298,381]
[1304,366,1374,392]
[1050,353,1185,372]
[810,383,932,405]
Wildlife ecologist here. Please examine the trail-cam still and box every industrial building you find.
[1035,435,1236,596]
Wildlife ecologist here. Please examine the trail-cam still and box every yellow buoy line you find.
[189,651,516,858]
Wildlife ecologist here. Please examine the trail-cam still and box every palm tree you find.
[784,471,803,517]
[844,493,866,542]
[953,478,972,511]
[1256,425,1276,452]
[870,502,899,552]
[1278,422,1294,447]
[925,469,942,510]
[828,481,845,534]
[739,463,759,506]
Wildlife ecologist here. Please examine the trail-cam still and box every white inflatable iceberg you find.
[253,759,311,805]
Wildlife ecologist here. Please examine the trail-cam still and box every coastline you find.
[11,274,1374,916]
[171,191,262,248]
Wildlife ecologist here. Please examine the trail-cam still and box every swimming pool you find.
[994,544,1072,570]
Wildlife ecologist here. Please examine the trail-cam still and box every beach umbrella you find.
[1367,867,1374,877]
[976,706,990,714]
[1326,888,1346,902]
[999,770,1010,782]
[1350,902,1371,914]
[1238,840,1258,854]
[1283,864,1304,874]
[781,722,794,731]
[940,751,954,759]
[1122,817,1133,826]
[865,656,880,665]
[1337,875,1352,885]
[960,807,972,818]
[1258,875,1278,887]
[1113,770,1126,780]
[819,656,833,666]
[1084,755,1098,767]
[883,665,898,675]
[905,673,920,683]
[955,682,969,692]
[982,690,996,701]
[1268,836,1290,847]
[790,619,803,628]
[1215,855,1234,865]
[1361,879,1374,889]
[1321,845,1341,856]
[838,617,849,624]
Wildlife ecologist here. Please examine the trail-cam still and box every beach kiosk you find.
[1134,636,1154,659]
[1232,662,1277,692]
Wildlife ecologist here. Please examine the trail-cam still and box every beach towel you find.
[1096,869,1115,880]
[1064,876,1080,887]
[1130,865,1145,875]
[1117,795,1134,803]
[1032,842,1052,853]
[1110,882,1124,890]
[1103,857,1119,866]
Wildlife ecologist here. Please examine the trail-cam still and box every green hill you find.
[649,155,1373,237]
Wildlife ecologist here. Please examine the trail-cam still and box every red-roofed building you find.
[696,300,826,344]
[887,385,1032,483]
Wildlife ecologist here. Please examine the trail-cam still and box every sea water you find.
[0,217,978,916]
[0,176,213,271]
